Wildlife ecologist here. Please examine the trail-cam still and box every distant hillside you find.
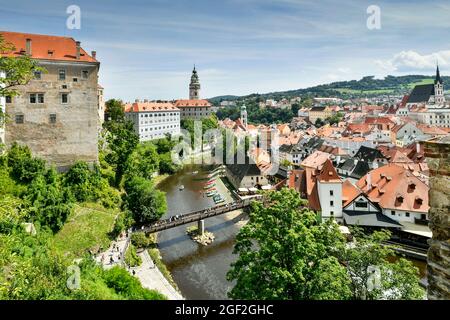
[209,75,450,104]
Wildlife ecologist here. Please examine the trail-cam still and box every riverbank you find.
[132,249,184,300]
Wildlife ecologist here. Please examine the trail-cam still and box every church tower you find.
[241,104,248,129]
[434,65,445,105]
[189,66,201,100]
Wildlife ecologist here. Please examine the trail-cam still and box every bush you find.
[64,162,120,208]
[123,176,167,224]
[7,143,45,183]
[124,244,142,267]
[25,170,74,233]
[102,266,166,300]
[131,232,154,248]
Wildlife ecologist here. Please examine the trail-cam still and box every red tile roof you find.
[0,31,97,63]
[356,164,429,213]
[317,159,341,183]
[342,180,361,207]
[124,102,179,112]
[174,99,212,108]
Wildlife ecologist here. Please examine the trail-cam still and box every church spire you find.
[435,64,443,84]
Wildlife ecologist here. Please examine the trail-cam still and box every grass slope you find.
[51,203,117,258]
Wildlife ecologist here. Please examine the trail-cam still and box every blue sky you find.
[1,0,450,100]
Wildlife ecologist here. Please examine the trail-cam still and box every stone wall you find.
[424,137,450,299]
[5,60,99,169]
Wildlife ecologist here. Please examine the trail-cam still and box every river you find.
[156,165,242,300]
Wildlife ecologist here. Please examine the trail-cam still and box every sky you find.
[1,0,450,100]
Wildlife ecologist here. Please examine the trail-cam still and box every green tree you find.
[104,120,139,187]
[125,142,160,180]
[25,169,74,233]
[105,99,125,123]
[227,189,425,300]
[227,188,351,300]
[0,35,44,98]
[7,143,45,183]
[123,176,167,224]
[341,228,424,300]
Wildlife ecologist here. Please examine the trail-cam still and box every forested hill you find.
[209,75,450,103]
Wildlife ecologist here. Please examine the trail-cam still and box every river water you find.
[157,165,242,300]
[156,165,428,300]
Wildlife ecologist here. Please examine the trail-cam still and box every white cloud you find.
[375,50,450,72]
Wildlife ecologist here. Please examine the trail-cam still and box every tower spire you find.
[435,63,442,84]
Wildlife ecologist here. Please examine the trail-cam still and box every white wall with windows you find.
[317,181,343,221]
[126,110,181,141]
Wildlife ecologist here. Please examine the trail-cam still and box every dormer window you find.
[409,183,416,190]
[48,50,54,57]
[396,195,404,203]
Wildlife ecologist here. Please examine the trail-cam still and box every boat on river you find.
[179,185,185,191]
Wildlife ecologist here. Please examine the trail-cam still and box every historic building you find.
[124,100,180,141]
[175,67,212,120]
[0,31,101,170]
[406,66,446,107]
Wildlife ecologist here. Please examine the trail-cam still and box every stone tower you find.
[424,136,450,300]
[434,65,445,105]
[241,104,248,129]
[189,66,201,100]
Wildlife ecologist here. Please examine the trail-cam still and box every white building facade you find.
[125,101,180,141]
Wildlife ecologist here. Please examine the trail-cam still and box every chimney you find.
[76,41,81,60]
[26,38,32,55]
[144,99,149,103]
[366,173,372,192]
[91,51,96,59]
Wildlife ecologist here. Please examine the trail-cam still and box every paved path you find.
[96,235,183,300]
[131,250,184,300]
[95,235,129,269]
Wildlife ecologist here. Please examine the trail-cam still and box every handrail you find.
[133,197,261,234]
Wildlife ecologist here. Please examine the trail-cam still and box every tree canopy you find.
[227,188,425,300]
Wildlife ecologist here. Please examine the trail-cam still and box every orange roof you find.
[0,31,97,63]
[342,180,361,207]
[364,117,395,125]
[416,124,448,136]
[124,102,179,112]
[174,99,211,108]
[356,164,429,213]
[345,123,371,134]
[301,150,331,169]
[317,159,341,183]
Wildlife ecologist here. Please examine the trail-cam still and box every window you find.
[329,190,334,196]
[34,71,41,79]
[330,211,334,216]
[405,212,410,217]
[30,93,36,104]
[38,94,44,104]
[49,114,56,124]
[15,114,24,124]
[330,201,334,207]
[62,85,68,89]
[82,70,89,79]
[59,69,66,80]
[5,96,12,104]
[61,93,68,104]
[355,201,368,208]
[391,211,395,216]
[73,78,78,82]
